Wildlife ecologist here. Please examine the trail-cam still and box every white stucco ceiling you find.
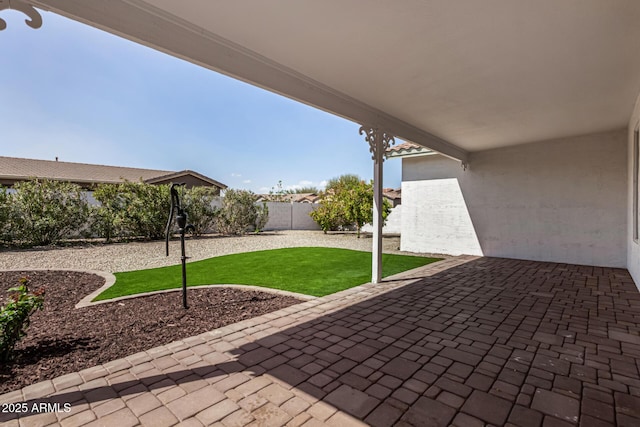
[138,0,640,151]
[30,0,640,154]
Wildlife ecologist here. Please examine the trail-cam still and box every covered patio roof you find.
[13,0,640,162]
[3,7,640,426]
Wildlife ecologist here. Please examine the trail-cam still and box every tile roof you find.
[383,188,401,200]
[386,141,434,157]
[256,193,320,203]
[386,141,422,152]
[145,170,227,189]
[0,156,225,188]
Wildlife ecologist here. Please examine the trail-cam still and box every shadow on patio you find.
[3,256,640,426]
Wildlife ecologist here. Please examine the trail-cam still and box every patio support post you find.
[360,126,395,284]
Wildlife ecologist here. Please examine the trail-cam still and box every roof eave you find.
[144,170,228,188]
[387,150,439,159]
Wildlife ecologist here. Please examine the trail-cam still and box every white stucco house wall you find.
[361,205,402,235]
[389,133,627,267]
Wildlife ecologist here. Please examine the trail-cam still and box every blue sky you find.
[0,10,401,193]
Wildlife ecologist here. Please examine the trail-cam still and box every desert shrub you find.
[91,181,170,240]
[0,278,45,363]
[9,179,90,246]
[115,181,171,240]
[216,189,265,235]
[182,186,220,236]
[0,186,10,243]
[254,202,269,233]
[91,183,125,242]
[93,182,225,240]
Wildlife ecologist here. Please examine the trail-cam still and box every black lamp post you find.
[165,183,194,309]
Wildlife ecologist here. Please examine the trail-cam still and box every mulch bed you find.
[0,270,303,394]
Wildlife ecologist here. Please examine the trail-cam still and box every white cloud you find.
[231,173,242,177]
[258,187,270,193]
[242,179,252,184]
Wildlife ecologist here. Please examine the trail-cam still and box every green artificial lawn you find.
[94,247,440,300]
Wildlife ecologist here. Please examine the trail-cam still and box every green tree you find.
[294,186,319,194]
[325,174,361,192]
[341,180,392,237]
[10,179,90,246]
[309,200,344,233]
[310,174,391,237]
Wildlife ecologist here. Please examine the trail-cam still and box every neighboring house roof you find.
[296,193,321,203]
[386,141,435,158]
[259,190,397,204]
[144,170,226,189]
[383,188,401,201]
[0,156,227,189]
[257,193,320,203]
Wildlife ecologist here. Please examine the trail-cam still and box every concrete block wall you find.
[402,129,627,267]
[263,202,294,230]
[263,202,320,231]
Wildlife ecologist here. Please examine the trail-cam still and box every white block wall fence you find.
[213,200,321,231]
[178,198,320,231]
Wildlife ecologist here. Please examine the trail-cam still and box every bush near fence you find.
[0,180,269,247]
[2,179,90,246]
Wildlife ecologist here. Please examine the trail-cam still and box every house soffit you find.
[136,0,640,150]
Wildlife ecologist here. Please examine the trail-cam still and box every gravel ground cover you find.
[0,230,410,273]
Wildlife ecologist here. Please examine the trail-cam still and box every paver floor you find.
[2,256,640,426]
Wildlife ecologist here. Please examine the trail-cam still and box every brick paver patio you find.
[2,256,640,426]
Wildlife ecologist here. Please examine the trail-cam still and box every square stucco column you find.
[360,126,394,284]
